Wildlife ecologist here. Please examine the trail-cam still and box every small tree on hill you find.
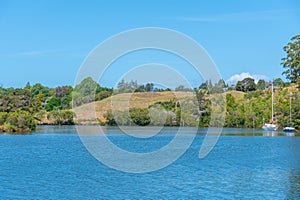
[256,79,266,90]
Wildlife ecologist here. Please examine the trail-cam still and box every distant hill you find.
[73,91,195,124]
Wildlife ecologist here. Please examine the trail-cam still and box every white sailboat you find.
[283,93,295,132]
[262,82,278,131]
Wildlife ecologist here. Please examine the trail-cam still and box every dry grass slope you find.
[73,91,195,123]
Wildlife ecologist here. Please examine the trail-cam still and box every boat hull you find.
[262,124,277,131]
[283,127,295,132]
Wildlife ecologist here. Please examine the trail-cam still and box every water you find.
[0,126,299,199]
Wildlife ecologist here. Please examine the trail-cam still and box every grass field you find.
[73,91,196,123]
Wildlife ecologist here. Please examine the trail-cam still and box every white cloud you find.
[0,49,85,58]
[227,72,269,84]
[252,74,270,83]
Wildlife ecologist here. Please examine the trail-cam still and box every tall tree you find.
[74,77,99,96]
[256,79,266,90]
[281,34,300,89]
[145,83,154,92]
[273,78,285,87]
[199,82,208,90]
[235,81,243,91]
[241,78,256,92]
[217,79,226,88]
[25,82,31,89]
[31,83,52,97]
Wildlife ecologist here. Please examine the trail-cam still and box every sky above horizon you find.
[0,0,300,88]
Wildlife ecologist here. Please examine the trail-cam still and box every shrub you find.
[47,110,75,125]
[0,112,8,125]
[4,111,36,132]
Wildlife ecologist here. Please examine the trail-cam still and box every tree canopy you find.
[282,34,300,89]
[235,77,256,92]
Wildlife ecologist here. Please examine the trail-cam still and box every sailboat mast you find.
[271,82,274,123]
[290,94,292,124]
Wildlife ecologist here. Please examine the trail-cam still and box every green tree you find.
[273,78,285,88]
[31,83,52,97]
[5,111,36,132]
[256,79,266,90]
[104,110,117,126]
[0,88,32,112]
[129,108,151,126]
[235,81,243,91]
[175,85,192,92]
[0,112,8,125]
[31,93,46,113]
[146,83,154,92]
[236,78,256,92]
[217,79,226,88]
[196,90,211,127]
[25,82,31,89]
[241,78,256,92]
[45,97,61,111]
[95,91,113,101]
[47,110,75,125]
[0,87,13,96]
[117,79,126,91]
[73,77,112,106]
[225,94,238,127]
[291,91,300,129]
[175,85,185,91]
[281,34,300,89]
[199,82,208,91]
[74,77,98,96]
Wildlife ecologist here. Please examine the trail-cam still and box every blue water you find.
[0,126,300,199]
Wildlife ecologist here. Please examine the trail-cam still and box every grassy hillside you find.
[73,91,195,123]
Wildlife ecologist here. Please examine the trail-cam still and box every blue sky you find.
[0,0,299,88]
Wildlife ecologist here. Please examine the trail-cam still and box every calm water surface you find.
[0,126,299,199]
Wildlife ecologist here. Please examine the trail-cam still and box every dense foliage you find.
[104,101,181,126]
[72,77,113,106]
[47,110,75,125]
[282,34,300,89]
[0,111,36,133]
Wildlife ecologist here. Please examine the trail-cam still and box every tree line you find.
[0,77,299,132]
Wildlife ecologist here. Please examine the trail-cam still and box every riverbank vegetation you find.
[1,78,299,133]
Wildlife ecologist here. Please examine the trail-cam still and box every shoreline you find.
[1,125,298,136]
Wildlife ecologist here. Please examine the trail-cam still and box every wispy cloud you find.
[227,72,269,84]
[0,49,87,58]
[0,50,56,57]
[16,50,49,56]
[169,9,294,22]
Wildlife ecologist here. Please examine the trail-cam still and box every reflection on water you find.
[197,128,298,137]
[262,131,297,137]
[34,126,299,137]
[1,126,299,199]
[285,132,296,137]
[263,131,278,137]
